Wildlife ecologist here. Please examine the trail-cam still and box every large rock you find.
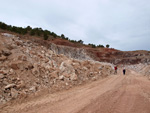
[5,84,16,89]
[59,60,75,75]
[11,88,18,98]
[10,63,19,70]
[0,74,4,79]
[59,75,64,80]
[70,73,78,81]
[29,86,37,92]
[16,80,25,89]
[9,69,14,75]
[2,49,12,56]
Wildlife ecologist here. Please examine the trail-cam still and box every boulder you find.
[27,63,34,70]
[5,84,16,89]
[11,88,18,98]
[3,80,9,85]
[65,82,69,86]
[29,86,37,92]
[59,75,64,80]
[0,74,4,79]
[9,69,14,75]
[16,80,25,89]
[2,49,12,56]
[70,73,78,81]
[10,63,19,70]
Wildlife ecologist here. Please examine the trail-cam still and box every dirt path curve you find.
[1,70,150,113]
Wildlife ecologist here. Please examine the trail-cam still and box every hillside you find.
[0,32,113,104]
[50,38,150,65]
[0,21,150,66]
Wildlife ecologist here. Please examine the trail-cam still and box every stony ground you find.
[0,33,113,104]
[1,69,150,113]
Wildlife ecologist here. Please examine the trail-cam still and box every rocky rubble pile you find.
[125,63,150,78]
[0,33,113,104]
[138,65,150,78]
[125,63,147,72]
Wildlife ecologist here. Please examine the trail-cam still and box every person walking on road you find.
[114,66,117,74]
[123,67,126,75]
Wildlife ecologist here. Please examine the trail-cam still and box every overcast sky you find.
[0,0,150,51]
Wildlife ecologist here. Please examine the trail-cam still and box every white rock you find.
[70,73,78,81]
[5,84,16,89]
[65,83,69,86]
[11,88,18,98]
[29,86,37,92]
[0,74,4,79]
[59,75,64,80]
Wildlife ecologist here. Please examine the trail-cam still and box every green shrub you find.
[106,44,110,48]
[88,43,96,48]
[44,33,48,40]
[97,44,104,48]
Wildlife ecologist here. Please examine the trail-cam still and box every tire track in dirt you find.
[78,74,150,113]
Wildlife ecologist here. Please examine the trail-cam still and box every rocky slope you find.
[86,49,150,65]
[125,63,150,78]
[49,38,150,65]
[50,43,92,60]
[6,28,149,66]
[0,33,113,104]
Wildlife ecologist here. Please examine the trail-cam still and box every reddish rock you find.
[50,71,59,78]
[10,63,19,70]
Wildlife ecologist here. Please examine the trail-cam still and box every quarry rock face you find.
[50,43,92,60]
[126,64,150,77]
[0,33,113,104]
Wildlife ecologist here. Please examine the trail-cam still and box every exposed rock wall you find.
[50,43,93,60]
[125,63,150,79]
[141,65,150,77]
[109,51,150,65]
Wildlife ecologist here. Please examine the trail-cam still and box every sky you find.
[0,0,150,51]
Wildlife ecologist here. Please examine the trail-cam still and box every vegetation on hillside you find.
[0,21,109,48]
[106,44,110,48]
[0,21,57,40]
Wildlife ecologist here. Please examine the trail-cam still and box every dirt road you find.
[1,70,150,113]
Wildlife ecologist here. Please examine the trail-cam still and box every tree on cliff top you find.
[106,44,110,48]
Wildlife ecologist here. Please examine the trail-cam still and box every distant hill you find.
[0,21,150,65]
